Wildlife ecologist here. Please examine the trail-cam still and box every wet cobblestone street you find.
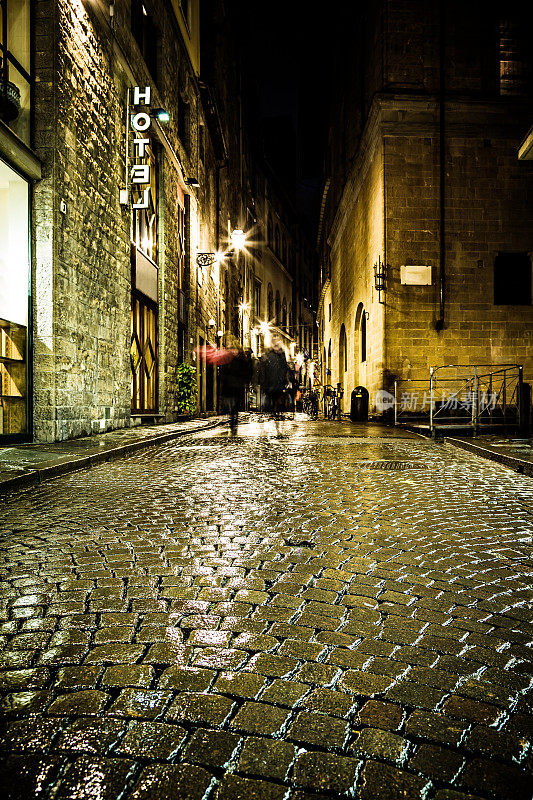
[0,417,532,800]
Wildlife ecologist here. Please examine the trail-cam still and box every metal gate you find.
[395,364,523,435]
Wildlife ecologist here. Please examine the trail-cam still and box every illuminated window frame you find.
[0,0,33,147]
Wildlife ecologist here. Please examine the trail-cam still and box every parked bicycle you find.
[303,389,319,420]
[324,385,342,420]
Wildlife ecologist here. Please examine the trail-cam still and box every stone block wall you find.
[384,101,533,390]
[323,127,386,411]
[34,0,131,441]
[319,0,533,416]
[31,0,236,438]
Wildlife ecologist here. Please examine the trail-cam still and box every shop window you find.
[131,133,159,414]
[275,291,281,324]
[494,252,532,304]
[131,293,158,412]
[0,0,32,146]
[0,158,30,438]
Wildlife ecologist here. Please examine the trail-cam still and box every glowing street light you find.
[231,229,246,251]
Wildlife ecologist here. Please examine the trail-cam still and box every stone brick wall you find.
[31,0,240,438]
[319,0,533,416]
[34,0,131,441]
[322,126,386,412]
[384,100,533,389]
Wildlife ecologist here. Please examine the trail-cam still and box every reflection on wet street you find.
[0,417,532,799]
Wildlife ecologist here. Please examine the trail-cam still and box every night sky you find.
[231,0,347,231]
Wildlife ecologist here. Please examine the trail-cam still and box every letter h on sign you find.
[131,86,152,210]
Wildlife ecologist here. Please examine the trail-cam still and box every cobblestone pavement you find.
[0,416,532,800]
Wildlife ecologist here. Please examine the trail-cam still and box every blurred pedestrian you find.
[219,335,252,434]
[286,359,298,419]
[259,336,288,422]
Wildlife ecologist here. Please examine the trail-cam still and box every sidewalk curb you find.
[445,437,533,477]
[0,418,225,496]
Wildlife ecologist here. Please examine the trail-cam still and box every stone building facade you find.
[318,0,533,416]
[0,0,247,442]
[0,0,315,443]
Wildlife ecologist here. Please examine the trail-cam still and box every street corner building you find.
[318,0,533,421]
[0,0,317,445]
[0,0,242,443]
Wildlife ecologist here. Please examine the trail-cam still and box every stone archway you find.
[354,303,364,387]
[338,323,347,408]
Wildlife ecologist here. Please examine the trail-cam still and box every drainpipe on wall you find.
[435,0,446,332]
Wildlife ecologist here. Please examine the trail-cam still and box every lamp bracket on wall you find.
[374,255,388,304]
[196,252,217,267]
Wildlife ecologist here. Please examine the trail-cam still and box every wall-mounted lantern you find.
[374,255,387,303]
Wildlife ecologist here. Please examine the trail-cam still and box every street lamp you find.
[153,108,170,122]
[374,255,387,303]
[231,229,246,251]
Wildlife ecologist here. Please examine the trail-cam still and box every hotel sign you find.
[130,86,152,209]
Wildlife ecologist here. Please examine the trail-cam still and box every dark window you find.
[339,324,347,372]
[361,313,367,362]
[254,281,261,319]
[499,18,532,96]
[494,252,532,304]
[179,99,190,150]
[275,291,281,324]
[131,0,158,80]
[198,125,205,163]
[267,285,273,319]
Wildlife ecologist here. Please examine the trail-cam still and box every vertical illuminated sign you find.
[131,86,151,209]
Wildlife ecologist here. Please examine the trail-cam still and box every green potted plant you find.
[175,363,197,418]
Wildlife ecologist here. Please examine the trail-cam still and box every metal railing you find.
[395,364,523,435]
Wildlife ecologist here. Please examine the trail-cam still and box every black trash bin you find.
[351,386,369,422]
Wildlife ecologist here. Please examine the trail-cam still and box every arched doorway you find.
[338,324,347,408]
[354,303,364,387]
